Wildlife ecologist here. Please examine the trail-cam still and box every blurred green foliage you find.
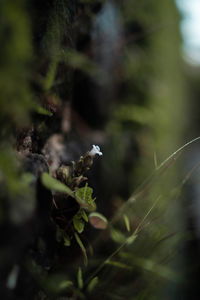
[0,0,189,299]
[0,0,33,129]
[0,0,35,225]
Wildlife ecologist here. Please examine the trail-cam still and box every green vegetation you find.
[0,0,194,299]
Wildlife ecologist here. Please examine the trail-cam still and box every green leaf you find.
[153,151,158,169]
[74,233,88,266]
[81,209,88,222]
[89,212,108,229]
[123,214,130,232]
[73,213,85,234]
[110,228,126,244]
[126,234,137,245]
[56,226,71,246]
[63,49,99,77]
[114,104,153,125]
[21,172,35,185]
[133,257,178,281]
[87,276,98,293]
[63,234,71,247]
[77,267,83,289]
[44,58,58,91]
[35,105,53,116]
[105,260,132,270]
[41,172,74,197]
[59,280,73,290]
[75,184,96,211]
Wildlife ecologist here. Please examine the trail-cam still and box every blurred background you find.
[0,0,200,299]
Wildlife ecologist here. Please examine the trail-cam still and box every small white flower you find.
[88,145,103,157]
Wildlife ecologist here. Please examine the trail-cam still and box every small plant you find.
[41,145,107,264]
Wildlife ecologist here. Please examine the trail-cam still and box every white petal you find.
[88,145,103,156]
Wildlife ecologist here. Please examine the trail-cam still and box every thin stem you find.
[157,136,200,170]
[181,160,200,185]
[134,195,161,234]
